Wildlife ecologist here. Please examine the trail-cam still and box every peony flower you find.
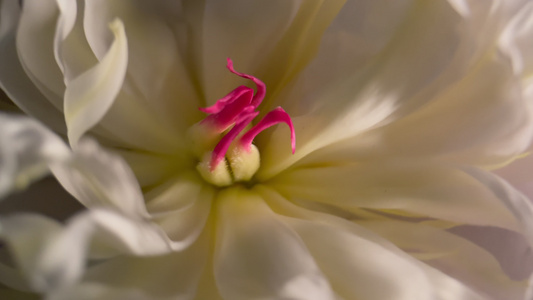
[1,0,533,299]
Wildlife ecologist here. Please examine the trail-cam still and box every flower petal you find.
[360,220,528,300]
[0,1,65,133]
[0,214,63,292]
[258,0,533,178]
[4,208,195,291]
[50,138,148,218]
[81,233,208,300]
[145,176,213,243]
[16,0,65,105]
[269,160,520,231]
[214,187,335,300]
[258,186,486,300]
[201,0,345,105]
[64,18,127,145]
[83,0,203,134]
[0,114,70,199]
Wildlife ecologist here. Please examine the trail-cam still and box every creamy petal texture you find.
[1,0,533,299]
[269,160,520,230]
[64,19,128,145]
[214,188,335,300]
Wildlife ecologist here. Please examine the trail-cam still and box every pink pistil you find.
[239,107,296,154]
[199,59,296,171]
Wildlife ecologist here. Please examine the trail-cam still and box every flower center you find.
[190,58,295,187]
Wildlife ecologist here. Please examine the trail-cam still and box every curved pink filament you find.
[210,111,259,171]
[239,107,295,154]
[226,58,266,108]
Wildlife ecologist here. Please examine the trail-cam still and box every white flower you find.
[1,0,533,299]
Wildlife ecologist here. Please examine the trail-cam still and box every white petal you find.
[360,220,528,300]
[0,3,66,133]
[118,150,189,188]
[269,160,520,231]
[201,0,345,104]
[0,214,63,292]
[64,18,127,145]
[19,208,194,291]
[460,166,533,249]
[145,176,213,243]
[50,138,149,218]
[83,0,202,138]
[258,186,485,300]
[79,230,209,300]
[499,1,533,76]
[214,187,335,300]
[258,0,533,178]
[16,0,65,105]
[0,114,70,199]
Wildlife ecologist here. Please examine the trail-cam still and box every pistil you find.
[194,59,295,187]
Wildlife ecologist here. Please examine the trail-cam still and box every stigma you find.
[193,58,295,187]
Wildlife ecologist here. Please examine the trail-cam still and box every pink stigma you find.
[199,58,296,171]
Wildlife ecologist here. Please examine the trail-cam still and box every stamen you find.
[196,58,295,178]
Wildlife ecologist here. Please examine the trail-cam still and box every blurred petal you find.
[0,2,66,133]
[270,160,520,231]
[0,114,70,199]
[0,214,62,292]
[46,283,151,300]
[16,0,64,106]
[214,187,335,300]
[2,208,196,291]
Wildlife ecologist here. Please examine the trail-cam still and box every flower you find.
[1,0,533,299]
